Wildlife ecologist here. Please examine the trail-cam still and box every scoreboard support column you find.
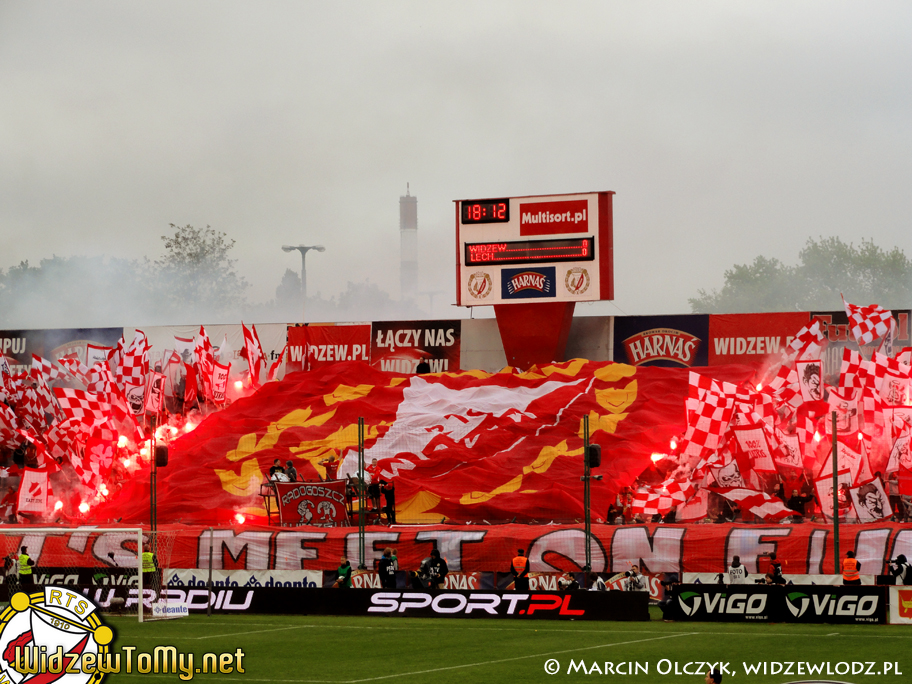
[494,301,576,370]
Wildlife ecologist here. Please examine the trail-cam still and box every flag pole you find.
[831,411,840,572]
[583,413,591,573]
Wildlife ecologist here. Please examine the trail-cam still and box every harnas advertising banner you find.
[613,315,709,368]
[669,584,886,624]
[370,320,461,374]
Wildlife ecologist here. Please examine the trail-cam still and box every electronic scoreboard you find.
[455,191,614,307]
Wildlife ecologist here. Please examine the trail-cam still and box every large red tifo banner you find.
[90,359,753,526]
[1,523,909,574]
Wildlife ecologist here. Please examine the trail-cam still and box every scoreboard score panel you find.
[456,191,614,306]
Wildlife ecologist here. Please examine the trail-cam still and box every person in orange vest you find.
[511,549,530,591]
[842,550,861,585]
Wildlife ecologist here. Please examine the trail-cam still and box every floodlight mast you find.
[281,244,325,322]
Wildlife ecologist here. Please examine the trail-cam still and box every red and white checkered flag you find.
[44,417,89,460]
[843,295,894,346]
[30,354,66,384]
[58,356,93,387]
[0,402,20,449]
[709,487,793,521]
[53,387,110,427]
[631,478,695,518]
[87,361,115,395]
[117,330,150,390]
[682,373,736,461]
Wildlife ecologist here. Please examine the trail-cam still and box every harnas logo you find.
[501,267,556,300]
[623,328,701,366]
[0,587,115,683]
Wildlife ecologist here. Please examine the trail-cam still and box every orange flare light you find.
[234,381,244,390]
[117,435,128,448]
[78,503,89,514]
[651,453,665,463]
[54,500,63,511]
[234,513,246,524]
[813,432,822,443]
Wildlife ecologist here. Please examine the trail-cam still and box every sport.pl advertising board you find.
[456,192,614,307]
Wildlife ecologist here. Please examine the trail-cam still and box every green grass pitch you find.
[102,608,912,683]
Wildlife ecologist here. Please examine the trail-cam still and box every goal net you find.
[0,527,178,622]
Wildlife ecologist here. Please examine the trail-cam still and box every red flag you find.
[183,363,198,407]
[268,346,287,381]
[211,362,230,404]
[17,468,50,514]
[241,323,266,387]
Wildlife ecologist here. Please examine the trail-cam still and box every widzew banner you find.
[370,321,461,374]
[285,325,371,372]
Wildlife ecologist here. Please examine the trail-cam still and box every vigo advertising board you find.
[669,584,887,624]
[456,192,614,307]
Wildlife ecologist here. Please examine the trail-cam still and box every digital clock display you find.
[465,237,595,266]
[461,199,510,224]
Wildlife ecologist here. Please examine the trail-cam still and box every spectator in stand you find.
[842,550,861,586]
[888,473,902,521]
[378,547,396,589]
[658,572,679,619]
[320,455,340,481]
[366,459,382,511]
[18,546,35,587]
[425,549,448,589]
[772,482,786,502]
[787,489,814,522]
[285,460,298,483]
[557,573,580,590]
[268,459,285,479]
[761,552,785,584]
[381,480,396,524]
[511,548,530,591]
[625,565,648,592]
[888,554,910,585]
[332,556,352,588]
[727,555,749,584]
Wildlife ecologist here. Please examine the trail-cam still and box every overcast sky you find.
[2,1,911,326]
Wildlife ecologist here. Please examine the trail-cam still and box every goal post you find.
[0,527,177,622]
